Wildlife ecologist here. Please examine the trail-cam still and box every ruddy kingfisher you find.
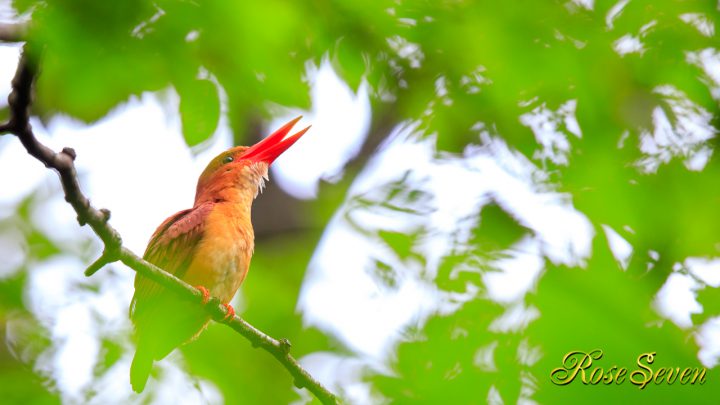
[129,117,310,392]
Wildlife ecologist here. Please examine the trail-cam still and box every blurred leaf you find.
[0,106,8,123]
[4,0,720,403]
[694,286,720,325]
[0,356,60,405]
[369,259,399,290]
[472,203,528,252]
[30,0,166,121]
[378,229,417,260]
[11,0,37,15]
[0,194,58,404]
[95,338,123,375]
[177,78,220,147]
[529,237,720,403]
[370,298,508,404]
[0,271,26,310]
[334,37,366,92]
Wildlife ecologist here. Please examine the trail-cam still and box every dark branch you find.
[2,46,340,405]
[0,22,28,43]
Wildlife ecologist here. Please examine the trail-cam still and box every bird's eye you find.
[222,155,234,164]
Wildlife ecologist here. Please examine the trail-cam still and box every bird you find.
[129,116,310,393]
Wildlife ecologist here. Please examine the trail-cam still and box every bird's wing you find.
[129,202,215,319]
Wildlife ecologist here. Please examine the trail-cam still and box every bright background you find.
[1,1,720,404]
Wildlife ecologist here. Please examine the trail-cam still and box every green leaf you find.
[370,298,506,403]
[30,1,166,121]
[378,229,416,260]
[177,78,220,147]
[334,37,366,92]
[11,0,38,14]
[693,285,720,325]
[529,238,720,404]
[473,203,528,252]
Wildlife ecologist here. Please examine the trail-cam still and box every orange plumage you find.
[129,117,309,392]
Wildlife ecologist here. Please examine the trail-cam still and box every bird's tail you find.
[130,343,154,393]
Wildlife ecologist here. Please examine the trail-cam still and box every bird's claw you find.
[193,287,233,320]
[222,303,235,320]
[195,285,210,304]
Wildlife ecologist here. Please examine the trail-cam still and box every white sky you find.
[270,61,371,199]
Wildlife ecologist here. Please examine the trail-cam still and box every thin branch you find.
[84,244,119,277]
[2,46,341,405]
[0,22,28,43]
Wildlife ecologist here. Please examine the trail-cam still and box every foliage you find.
[2,0,720,404]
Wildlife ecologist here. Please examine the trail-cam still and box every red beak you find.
[240,116,310,164]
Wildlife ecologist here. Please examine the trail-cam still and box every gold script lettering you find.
[551,350,707,388]
[550,350,603,385]
[615,368,627,384]
[630,352,655,390]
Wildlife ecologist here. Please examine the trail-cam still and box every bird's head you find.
[194,116,309,206]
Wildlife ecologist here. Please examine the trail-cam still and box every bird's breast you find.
[182,204,254,303]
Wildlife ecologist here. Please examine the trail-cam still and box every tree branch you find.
[1,46,340,405]
[0,23,28,43]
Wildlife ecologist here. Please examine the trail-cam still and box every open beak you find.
[240,116,310,164]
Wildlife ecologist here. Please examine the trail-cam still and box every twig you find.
[0,22,28,43]
[1,46,341,405]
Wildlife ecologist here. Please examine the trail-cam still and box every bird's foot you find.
[222,303,235,320]
[195,285,210,304]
